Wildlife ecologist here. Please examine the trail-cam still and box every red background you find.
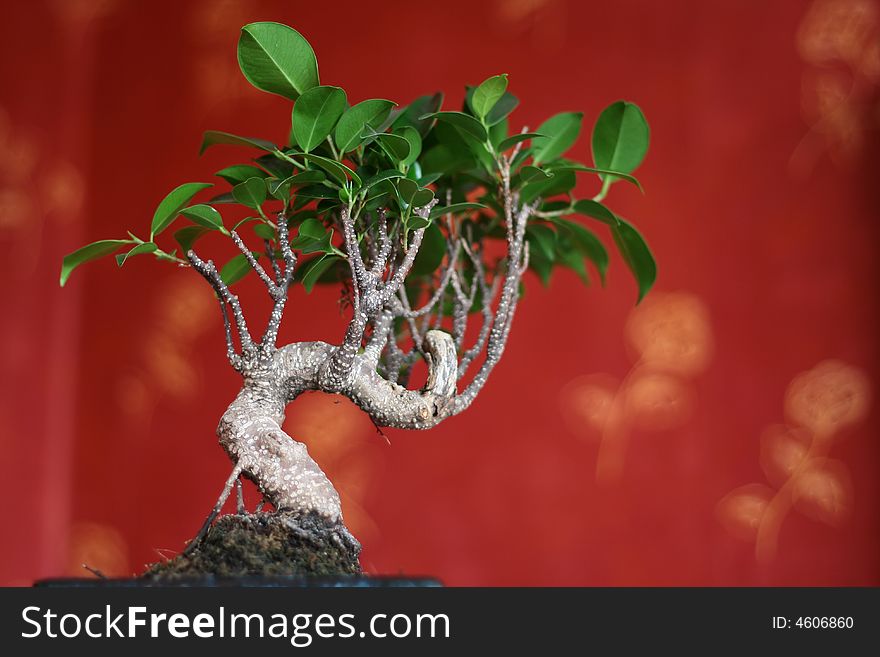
[1,0,878,586]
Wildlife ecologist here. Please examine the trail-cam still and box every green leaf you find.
[209,192,237,204]
[572,199,620,226]
[295,184,338,200]
[409,213,434,230]
[232,177,267,209]
[497,132,543,151]
[553,218,609,283]
[520,169,576,203]
[174,226,210,253]
[237,22,319,100]
[362,169,406,192]
[116,242,158,267]
[591,101,650,177]
[485,91,519,127]
[301,153,362,187]
[395,178,418,204]
[179,204,225,232]
[489,118,508,150]
[233,216,260,230]
[291,218,335,254]
[532,112,583,165]
[334,99,396,153]
[398,126,422,167]
[410,188,434,207]
[215,164,268,185]
[289,170,326,186]
[418,172,442,187]
[471,74,508,121]
[394,93,444,136]
[292,85,347,152]
[375,133,411,163]
[150,182,212,238]
[547,162,642,191]
[466,87,519,126]
[420,111,488,142]
[60,239,133,286]
[298,217,325,238]
[519,165,553,183]
[410,222,446,276]
[611,217,655,302]
[301,254,343,292]
[526,224,556,261]
[555,235,590,284]
[254,223,276,240]
[200,131,276,155]
[220,252,261,286]
[267,177,291,200]
[253,153,294,179]
[269,170,327,200]
[528,243,554,286]
[428,202,487,220]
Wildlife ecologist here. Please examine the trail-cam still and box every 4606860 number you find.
[795,617,853,629]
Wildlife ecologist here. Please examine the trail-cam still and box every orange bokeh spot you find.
[625,292,713,376]
[67,522,129,578]
[792,458,853,527]
[558,373,619,439]
[717,484,775,542]
[625,370,694,431]
[759,424,812,487]
[784,360,871,438]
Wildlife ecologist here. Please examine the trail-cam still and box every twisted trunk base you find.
[148,330,459,578]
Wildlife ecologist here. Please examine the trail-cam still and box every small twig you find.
[236,477,246,515]
[378,201,438,305]
[341,206,369,291]
[184,463,243,556]
[153,548,177,561]
[264,238,282,284]
[217,299,242,370]
[261,215,297,350]
[187,249,254,355]
[369,415,392,445]
[371,208,393,278]
[230,230,280,298]
[82,564,106,579]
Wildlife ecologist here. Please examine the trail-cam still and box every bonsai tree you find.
[61,22,654,575]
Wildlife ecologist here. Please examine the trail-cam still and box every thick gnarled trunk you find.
[215,330,460,546]
[218,386,343,521]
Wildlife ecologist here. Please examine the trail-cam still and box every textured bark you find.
[219,329,460,526]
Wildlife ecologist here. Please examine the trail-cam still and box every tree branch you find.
[217,298,243,370]
[187,249,255,358]
[369,208,392,279]
[374,200,437,307]
[230,230,280,299]
[340,207,369,291]
[262,215,296,349]
[457,239,498,376]
[363,308,393,365]
[264,238,282,285]
[453,155,535,410]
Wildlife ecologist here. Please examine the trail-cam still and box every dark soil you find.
[143,511,361,580]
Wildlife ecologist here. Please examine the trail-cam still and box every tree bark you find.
[217,330,459,539]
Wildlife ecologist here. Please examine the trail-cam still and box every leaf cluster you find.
[61,21,655,303]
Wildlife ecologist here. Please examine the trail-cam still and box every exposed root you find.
[184,463,243,556]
